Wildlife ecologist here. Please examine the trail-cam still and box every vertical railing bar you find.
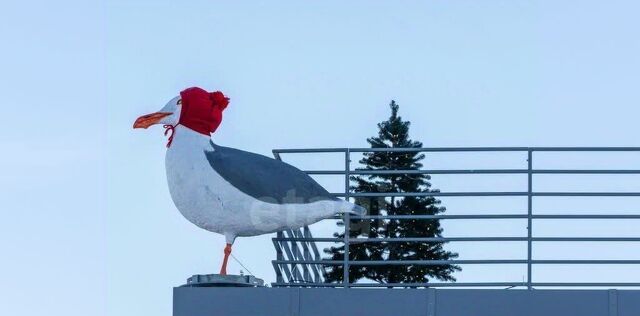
[306,226,322,259]
[276,231,284,284]
[343,149,351,288]
[288,230,307,282]
[283,230,304,282]
[280,259,294,283]
[527,149,533,290]
[273,238,294,283]
[271,261,282,285]
[302,227,322,282]
[293,229,313,283]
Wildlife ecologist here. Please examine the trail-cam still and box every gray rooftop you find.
[174,287,640,316]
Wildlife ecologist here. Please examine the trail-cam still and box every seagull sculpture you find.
[133,87,365,275]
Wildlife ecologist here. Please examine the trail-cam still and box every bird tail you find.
[341,201,367,217]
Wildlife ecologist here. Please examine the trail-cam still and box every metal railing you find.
[271,147,640,289]
[272,227,325,285]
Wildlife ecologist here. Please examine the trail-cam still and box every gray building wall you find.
[174,287,640,316]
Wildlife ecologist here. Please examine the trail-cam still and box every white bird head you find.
[133,87,230,142]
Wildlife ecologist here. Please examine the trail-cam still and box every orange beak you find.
[133,112,172,129]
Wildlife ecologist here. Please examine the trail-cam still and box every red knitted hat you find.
[179,87,230,135]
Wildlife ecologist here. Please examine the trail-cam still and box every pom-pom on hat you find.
[179,87,230,135]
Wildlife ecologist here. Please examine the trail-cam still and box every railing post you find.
[527,149,533,289]
[343,149,351,288]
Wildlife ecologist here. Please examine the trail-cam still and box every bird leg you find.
[219,243,232,275]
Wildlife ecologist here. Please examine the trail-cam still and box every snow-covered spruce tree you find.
[323,100,460,285]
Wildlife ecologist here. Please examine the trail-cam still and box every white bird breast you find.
[164,127,339,242]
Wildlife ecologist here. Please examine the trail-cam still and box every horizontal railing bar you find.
[531,283,640,287]
[533,260,640,264]
[404,237,519,242]
[307,169,530,175]
[533,237,640,241]
[273,147,640,154]
[274,237,341,242]
[324,214,640,220]
[274,259,640,265]
[535,192,640,196]
[272,282,640,287]
[273,260,526,265]
[358,214,528,219]
[332,192,528,197]
[303,170,347,175]
[366,237,521,242]
[274,237,640,243]
[330,192,640,197]
[273,237,528,243]
[273,148,349,153]
[531,147,640,152]
[274,147,530,153]
[534,170,640,174]
[304,169,640,175]
[271,282,524,288]
[352,214,640,219]
[533,215,640,219]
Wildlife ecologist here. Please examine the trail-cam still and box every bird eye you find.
[177,99,182,105]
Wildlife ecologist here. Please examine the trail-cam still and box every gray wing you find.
[204,142,338,204]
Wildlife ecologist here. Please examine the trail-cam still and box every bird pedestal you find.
[181,274,264,287]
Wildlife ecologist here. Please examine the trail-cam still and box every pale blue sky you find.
[2,1,640,315]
